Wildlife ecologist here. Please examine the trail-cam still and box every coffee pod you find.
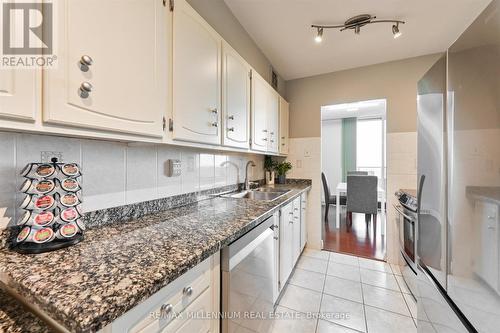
[34,195,56,210]
[55,223,78,239]
[19,179,34,193]
[60,207,79,223]
[61,163,80,177]
[35,164,56,178]
[60,193,80,207]
[32,211,55,227]
[16,226,31,243]
[60,178,80,192]
[32,228,55,243]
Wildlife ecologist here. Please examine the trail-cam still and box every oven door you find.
[395,204,417,266]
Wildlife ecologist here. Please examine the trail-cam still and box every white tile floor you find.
[275,249,417,333]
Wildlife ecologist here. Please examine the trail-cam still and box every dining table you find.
[335,182,386,235]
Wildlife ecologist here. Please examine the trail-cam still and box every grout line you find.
[360,263,369,333]
[314,253,329,333]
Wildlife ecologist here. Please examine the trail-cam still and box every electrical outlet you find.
[40,151,63,163]
[303,149,311,157]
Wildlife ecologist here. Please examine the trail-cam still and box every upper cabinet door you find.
[43,0,167,137]
[172,0,221,145]
[222,42,250,149]
[251,73,270,152]
[0,68,38,123]
[267,91,279,153]
[279,97,289,155]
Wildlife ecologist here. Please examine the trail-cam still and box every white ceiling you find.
[224,0,492,80]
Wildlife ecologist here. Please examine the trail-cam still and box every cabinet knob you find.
[270,140,274,143]
[211,108,218,114]
[228,115,234,120]
[289,212,293,215]
[79,55,93,72]
[262,129,268,133]
[273,236,279,240]
[160,303,173,315]
[281,143,285,146]
[270,132,274,135]
[183,286,193,296]
[281,136,285,139]
[228,127,235,132]
[79,82,93,98]
[262,138,268,141]
[211,122,218,127]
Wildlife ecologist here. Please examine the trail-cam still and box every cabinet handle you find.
[79,82,93,98]
[228,115,234,120]
[228,127,235,132]
[281,143,285,146]
[160,303,173,315]
[289,212,293,215]
[262,129,268,133]
[294,216,299,219]
[294,208,299,211]
[183,286,193,296]
[210,108,218,114]
[270,140,274,143]
[281,137,285,139]
[211,122,218,127]
[274,236,279,240]
[488,216,496,220]
[270,132,274,135]
[263,138,268,141]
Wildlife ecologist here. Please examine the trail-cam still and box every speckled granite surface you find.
[466,186,500,205]
[0,181,310,333]
[0,289,51,333]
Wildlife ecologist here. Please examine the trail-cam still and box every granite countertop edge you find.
[0,182,311,333]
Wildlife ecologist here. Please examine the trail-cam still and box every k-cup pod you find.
[55,223,78,239]
[61,163,80,177]
[59,207,80,223]
[59,193,80,207]
[60,178,80,192]
[75,219,86,231]
[32,227,55,244]
[21,194,56,210]
[16,226,31,243]
[19,179,56,195]
[19,179,34,193]
[35,164,56,178]
[32,211,55,227]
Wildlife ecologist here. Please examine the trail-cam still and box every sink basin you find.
[221,188,291,201]
[254,187,290,193]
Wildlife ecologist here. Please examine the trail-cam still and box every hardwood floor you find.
[322,205,386,261]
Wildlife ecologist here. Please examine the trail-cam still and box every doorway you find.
[320,99,387,260]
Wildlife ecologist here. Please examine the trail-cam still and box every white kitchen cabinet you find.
[0,68,38,122]
[292,197,302,263]
[43,0,167,137]
[473,201,499,292]
[172,0,222,145]
[251,72,279,153]
[221,42,251,149]
[279,202,294,288]
[279,97,289,155]
[300,193,307,251]
[103,254,220,333]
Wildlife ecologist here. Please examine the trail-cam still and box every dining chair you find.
[321,172,336,222]
[347,171,369,176]
[346,175,378,228]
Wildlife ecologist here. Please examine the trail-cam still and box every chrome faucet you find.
[244,160,256,190]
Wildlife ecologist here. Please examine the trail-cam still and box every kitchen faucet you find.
[244,160,256,190]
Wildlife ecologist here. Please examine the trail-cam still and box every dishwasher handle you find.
[221,216,274,272]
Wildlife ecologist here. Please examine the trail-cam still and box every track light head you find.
[315,27,323,43]
[392,23,402,38]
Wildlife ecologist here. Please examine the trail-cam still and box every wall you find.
[0,132,264,230]
[285,53,442,138]
[321,119,342,202]
[186,0,286,96]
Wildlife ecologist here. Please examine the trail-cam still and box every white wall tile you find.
[199,153,215,190]
[0,133,16,226]
[157,146,182,198]
[227,154,244,185]
[126,145,158,204]
[181,150,199,193]
[214,154,227,187]
[81,140,126,212]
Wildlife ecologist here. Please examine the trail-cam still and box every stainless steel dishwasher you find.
[221,213,279,333]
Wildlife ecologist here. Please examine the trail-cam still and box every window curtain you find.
[341,117,357,182]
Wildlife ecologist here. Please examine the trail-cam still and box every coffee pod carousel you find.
[13,158,85,254]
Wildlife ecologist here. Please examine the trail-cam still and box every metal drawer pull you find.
[228,127,235,132]
[211,108,218,114]
[274,236,279,240]
[228,115,234,120]
[183,286,193,296]
[211,122,218,127]
[270,132,274,135]
[281,136,285,139]
[294,216,299,219]
[79,82,93,98]
[263,138,268,141]
[160,303,173,315]
[270,140,274,143]
[289,212,293,215]
[79,55,93,72]
[294,208,299,211]
[262,129,268,133]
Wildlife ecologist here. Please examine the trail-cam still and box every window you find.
[356,118,384,181]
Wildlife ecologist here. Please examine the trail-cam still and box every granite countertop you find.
[466,186,500,205]
[0,289,51,333]
[0,182,311,333]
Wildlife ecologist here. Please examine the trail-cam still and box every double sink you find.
[221,187,291,201]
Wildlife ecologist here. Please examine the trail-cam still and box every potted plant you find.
[274,161,292,184]
[264,155,276,185]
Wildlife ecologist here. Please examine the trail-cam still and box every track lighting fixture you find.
[311,14,405,43]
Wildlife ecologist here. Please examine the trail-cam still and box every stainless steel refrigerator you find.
[416,0,500,332]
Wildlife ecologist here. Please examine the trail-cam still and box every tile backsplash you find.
[0,132,264,230]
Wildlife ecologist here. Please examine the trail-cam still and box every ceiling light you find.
[315,27,323,43]
[311,14,405,41]
[392,23,402,38]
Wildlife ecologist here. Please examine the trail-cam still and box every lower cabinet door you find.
[300,193,307,250]
[292,198,301,263]
[279,203,294,286]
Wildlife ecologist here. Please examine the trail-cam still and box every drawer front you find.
[130,259,210,333]
[162,287,212,333]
